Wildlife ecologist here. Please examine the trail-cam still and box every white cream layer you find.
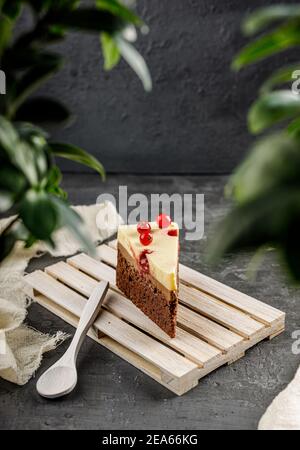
[117,222,179,291]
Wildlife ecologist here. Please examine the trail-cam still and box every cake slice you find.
[116,217,179,338]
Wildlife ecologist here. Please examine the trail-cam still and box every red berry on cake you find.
[137,221,151,234]
[139,250,152,273]
[139,232,153,246]
[168,228,178,237]
[156,214,171,229]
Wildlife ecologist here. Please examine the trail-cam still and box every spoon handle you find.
[65,281,109,364]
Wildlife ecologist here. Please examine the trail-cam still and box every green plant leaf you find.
[0,14,12,57]
[0,191,14,212]
[96,0,142,26]
[242,5,300,36]
[260,63,300,94]
[115,35,152,91]
[51,196,95,255]
[20,189,58,240]
[27,0,52,13]
[52,9,124,34]
[0,165,26,212]
[8,56,64,118]
[232,20,300,71]
[101,32,120,70]
[3,48,62,71]
[0,117,48,185]
[0,165,26,194]
[208,187,300,262]
[0,115,19,152]
[287,116,300,139]
[248,90,300,134]
[15,97,71,124]
[0,219,34,256]
[0,230,17,260]
[49,142,106,180]
[44,165,67,199]
[2,0,22,20]
[226,133,300,204]
[16,122,49,141]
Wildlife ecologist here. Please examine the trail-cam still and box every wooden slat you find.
[68,253,244,351]
[46,261,222,367]
[177,305,243,352]
[97,244,117,267]
[102,243,284,327]
[24,271,198,380]
[94,311,198,379]
[179,284,264,339]
[69,253,116,284]
[179,264,284,326]
[108,239,118,250]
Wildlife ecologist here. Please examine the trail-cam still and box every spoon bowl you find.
[37,365,77,399]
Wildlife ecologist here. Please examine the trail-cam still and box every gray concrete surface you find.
[0,174,299,430]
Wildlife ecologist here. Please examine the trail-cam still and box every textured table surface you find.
[0,174,299,430]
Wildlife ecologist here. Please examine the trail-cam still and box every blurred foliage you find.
[0,0,151,261]
[209,4,300,282]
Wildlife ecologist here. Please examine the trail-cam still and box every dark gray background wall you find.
[27,0,297,173]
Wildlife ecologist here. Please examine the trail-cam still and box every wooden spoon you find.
[36,280,109,399]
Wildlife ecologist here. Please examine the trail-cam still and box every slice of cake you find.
[116,215,179,338]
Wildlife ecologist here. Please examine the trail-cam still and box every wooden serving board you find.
[24,240,285,396]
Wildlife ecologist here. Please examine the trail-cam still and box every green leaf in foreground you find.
[101,32,120,70]
[2,0,22,21]
[232,20,300,71]
[0,165,26,209]
[115,35,152,91]
[208,187,300,275]
[15,97,71,125]
[51,196,95,256]
[52,9,123,34]
[0,116,48,186]
[0,191,14,212]
[260,63,300,94]
[96,0,142,26]
[19,189,58,240]
[287,116,300,139]
[0,14,12,56]
[242,5,300,36]
[248,90,300,134]
[49,142,106,180]
[8,56,64,118]
[44,166,67,199]
[0,230,17,260]
[226,133,300,204]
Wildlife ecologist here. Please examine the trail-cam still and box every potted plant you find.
[0,0,151,261]
[210,4,300,282]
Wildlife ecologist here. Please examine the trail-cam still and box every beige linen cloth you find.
[0,202,123,385]
[258,366,300,430]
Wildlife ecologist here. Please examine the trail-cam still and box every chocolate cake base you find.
[116,245,178,338]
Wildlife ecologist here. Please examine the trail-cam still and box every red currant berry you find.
[168,228,178,237]
[137,221,151,234]
[139,250,152,273]
[156,214,171,229]
[139,232,153,246]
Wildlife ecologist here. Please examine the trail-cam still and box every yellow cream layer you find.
[117,222,179,291]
